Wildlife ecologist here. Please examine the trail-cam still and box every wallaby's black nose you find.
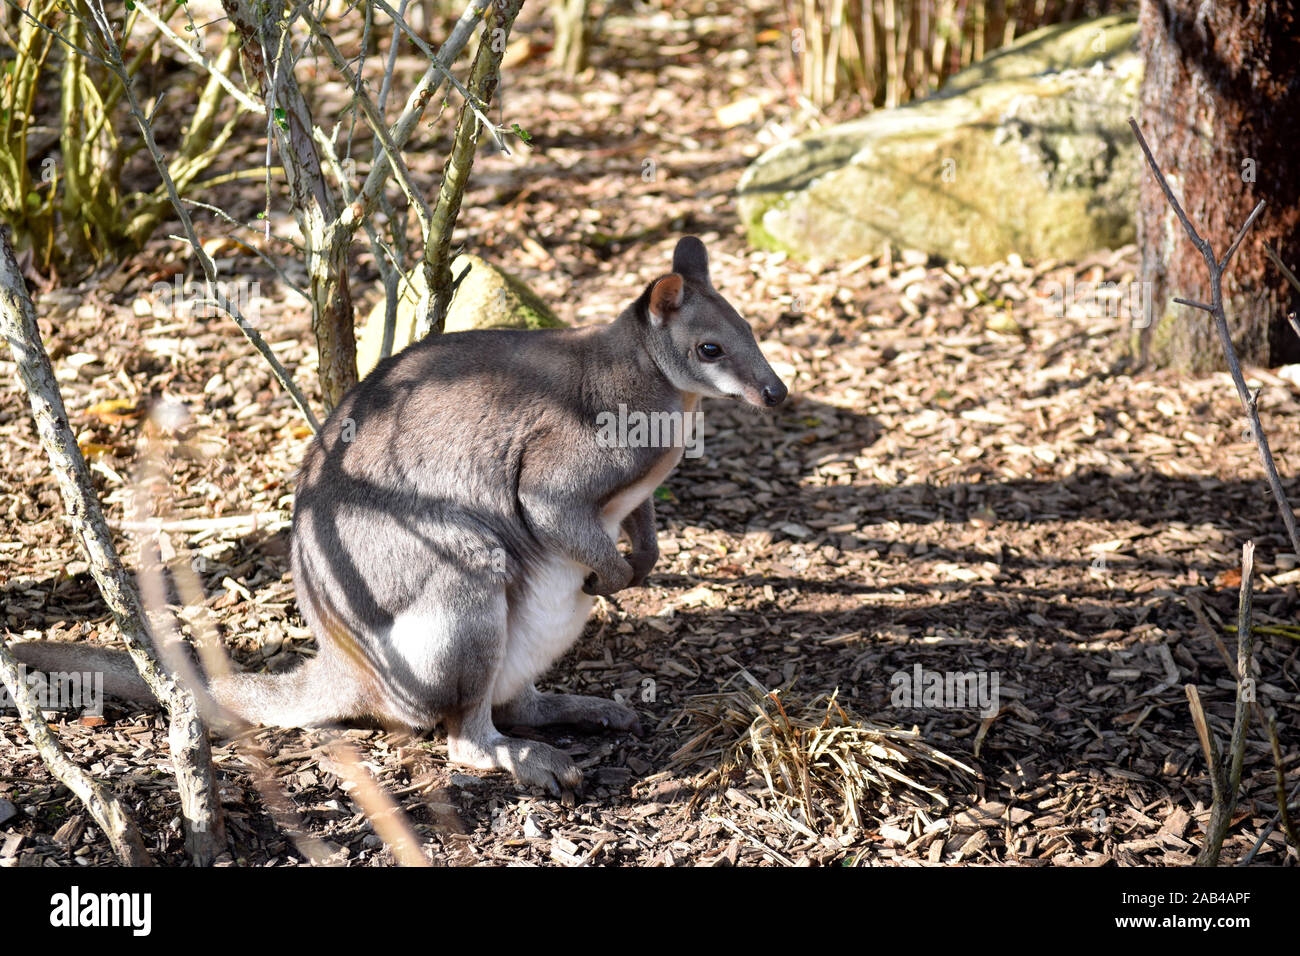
[762,382,788,407]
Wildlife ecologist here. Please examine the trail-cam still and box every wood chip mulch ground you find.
[1,3,1297,866]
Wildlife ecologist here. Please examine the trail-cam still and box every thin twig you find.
[299,14,435,241]
[131,0,265,113]
[375,0,408,116]
[0,640,151,864]
[1267,716,1299,852]
[1130,117,1300,560]
[0,0,107,66]
[338,0,492,240]
[179,198,311,303]
[1261,245,1300,344]
[1240,776,1300,865]
[369,0,507,152]
[1263,244,1300,295]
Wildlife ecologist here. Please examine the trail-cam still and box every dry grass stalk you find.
[1195,540,1257,865]
[788,0,1129,109]
[670,666,976,837]
[325,741,432,867]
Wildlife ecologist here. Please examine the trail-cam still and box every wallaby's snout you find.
[725,345,788,409]
[761,379,788,407]
[643,236,790,409]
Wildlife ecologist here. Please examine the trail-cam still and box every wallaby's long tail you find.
[9,640,153,702]
[7,640,355,729]
[208,663,354,728]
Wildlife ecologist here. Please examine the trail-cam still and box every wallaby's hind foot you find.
[495,684,642,736]
[446,706,582,797]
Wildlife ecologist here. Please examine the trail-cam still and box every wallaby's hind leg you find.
[445,701,582,797]
[390,582,583,796]
[495,684,641,736]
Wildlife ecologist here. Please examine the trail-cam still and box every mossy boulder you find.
[737,15,1141,266]
[941,15,1138,93]
[357,254,565,377]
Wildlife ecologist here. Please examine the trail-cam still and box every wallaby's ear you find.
[648,274,684,325]
[672,236,710,285]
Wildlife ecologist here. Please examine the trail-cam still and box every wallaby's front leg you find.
[621,498,659,587]
[519,487,632,596]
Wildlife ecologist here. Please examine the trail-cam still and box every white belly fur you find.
[496,555,593,704]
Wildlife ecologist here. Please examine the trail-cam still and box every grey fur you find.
[11,236,786,796]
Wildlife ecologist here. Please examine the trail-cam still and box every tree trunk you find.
[1138,0,1300,371]
[221,0,358,410]
[552,0,591,76]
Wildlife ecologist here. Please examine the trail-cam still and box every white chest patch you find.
[599,393,698,537]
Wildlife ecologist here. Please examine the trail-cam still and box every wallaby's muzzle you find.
[761,380,788,407]
[732,359,788,408]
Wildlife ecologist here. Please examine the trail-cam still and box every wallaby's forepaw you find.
[626,548,658,588]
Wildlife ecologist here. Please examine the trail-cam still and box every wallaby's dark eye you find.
[697,343,724,361]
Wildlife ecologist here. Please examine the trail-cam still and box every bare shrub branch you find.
[0,640,151,865]
[0,226,225,864]
[336,0,492,244]
[426,0,524,335]
[1194,541,1257,865]
[1130,117,1300,560]
[220,0,357,409]
[78,0,321,432]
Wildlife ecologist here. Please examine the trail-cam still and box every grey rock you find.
[738,16,1140,266]
[357,254,565,378]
